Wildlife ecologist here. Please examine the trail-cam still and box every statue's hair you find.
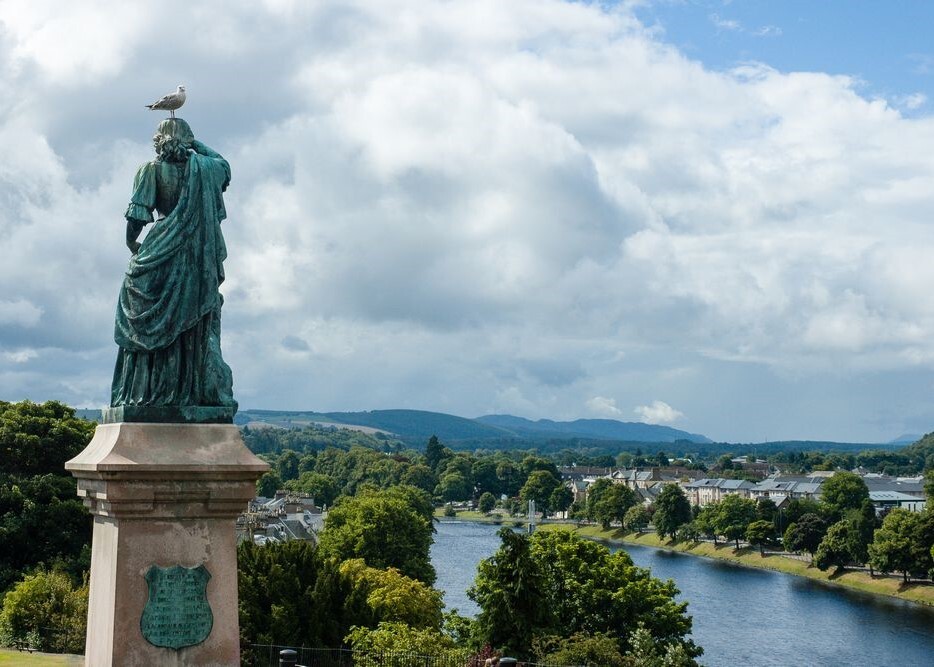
[153,136,190,162]
[153,118,195,163]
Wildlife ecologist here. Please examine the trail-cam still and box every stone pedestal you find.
[66,423,268,667]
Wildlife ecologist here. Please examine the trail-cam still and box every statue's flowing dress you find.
[110,145,237,409]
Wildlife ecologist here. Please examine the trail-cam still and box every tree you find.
[624,623,696,667]
[925,469,934,503]
[0,570,87,654]
[0,401,95,477]
[276,449,300,482]
[845,500,878,568]
[713,495,758,549]
[588,480,637,530]
[285,472,338,506]
[653,484,692,540]
[238,540,368,650]
[814,520,855,572]
[525,529,701,661]
[469,528,550,659]
[0,401,94,594]
[495,460,522,498]
[745,520,774,555]
[345,622,461,661]
[586,478,614,522]
[821,472,869,520]
[255,471,282,498]
[868,509,919,582]
[783,513,827,557]
[472,458,502,497]
[400,464,437,494]
[519,470,561,517]
[536,632,627,667]
[425,435,445,473]
[435,472,471,502]
[693,505,719,545]
[910,509,934,580]
[755,498,777,525]
[338,559,443,629]
[624,504,650,533]
[478,492,496,514]
[318,486,436,584]
[549,485,574,515]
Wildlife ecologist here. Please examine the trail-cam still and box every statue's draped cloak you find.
[111,151,236,409]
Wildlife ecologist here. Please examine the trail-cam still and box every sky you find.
[2,0,934,444]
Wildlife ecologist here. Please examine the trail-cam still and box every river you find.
[429,520,934,666]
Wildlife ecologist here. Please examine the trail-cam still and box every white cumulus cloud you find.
[586,396,623,417]
[634,401,684,425]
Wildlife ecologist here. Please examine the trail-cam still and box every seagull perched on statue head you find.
[146,85,186,118]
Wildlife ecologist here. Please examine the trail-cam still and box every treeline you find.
[253,435,575,516]
[628,472,934,583]
[0,401,94,653]
[242,423,403,455]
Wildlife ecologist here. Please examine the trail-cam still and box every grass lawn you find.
[0,649,82,666]
[538,523,934,607]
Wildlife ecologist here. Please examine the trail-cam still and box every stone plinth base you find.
[66,423,268,667]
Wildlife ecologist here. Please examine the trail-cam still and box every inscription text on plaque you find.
[140,564,213,649]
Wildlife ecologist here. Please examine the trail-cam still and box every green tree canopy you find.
[713,495,758,549]
[318,486,436,584]
[0,570,87,654]
[285,471,338,506]
[813,520,855,572]
[783,513,827,556]
[345,622,461,661]
[0,401,94,594]
[868,509,919,582]
[653,484,692,539]
[745,520,774,555]
[478,492,496,514]
[624,504,651,533]
[338,559,443,629]
[519,470,561,516]
[820,472,869,519]
[468,528,550,659]
[470,528,701,662]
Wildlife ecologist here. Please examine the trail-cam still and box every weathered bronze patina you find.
[107,118,237,424]
[140,564,213,649]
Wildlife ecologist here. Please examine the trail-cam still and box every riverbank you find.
[537,523,934,607]
[436,512,934,607]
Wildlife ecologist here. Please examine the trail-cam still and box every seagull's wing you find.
[149,93,173,108]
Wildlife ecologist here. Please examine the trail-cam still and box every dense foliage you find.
[0,401,94,595]
[468,528,701,663]
[318,486,436,584]
[0,570,87,653]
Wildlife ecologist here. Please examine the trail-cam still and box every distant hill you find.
[476,414,712,444]
[888,433,923,445]
[321,410,512,441]
[237,408,711,445]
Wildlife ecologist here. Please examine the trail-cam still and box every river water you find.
[430,520,934,667]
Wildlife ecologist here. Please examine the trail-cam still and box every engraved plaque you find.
[140,564,213,649]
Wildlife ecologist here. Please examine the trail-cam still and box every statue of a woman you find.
[109,118,237,421]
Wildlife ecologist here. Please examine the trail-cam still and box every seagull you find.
[146,85,186,118]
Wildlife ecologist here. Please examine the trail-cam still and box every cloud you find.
[587,396,623,417]
[709,13,741,32]
[892,92,926,110]
[0,299,42,327]
[752,25,782,37]
[634,400,684,424]
[0,1,933,441]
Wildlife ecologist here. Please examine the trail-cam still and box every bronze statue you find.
[108,117,237,423]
